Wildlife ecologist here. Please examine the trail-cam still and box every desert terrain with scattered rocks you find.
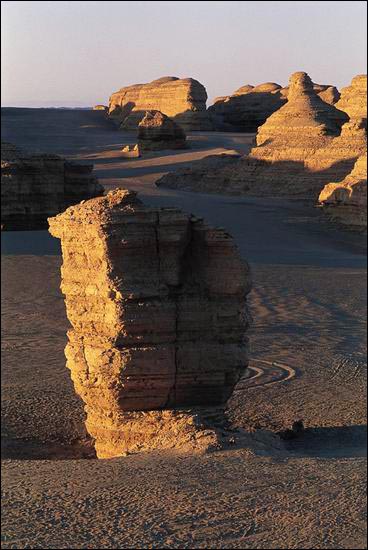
[1,97,366,548]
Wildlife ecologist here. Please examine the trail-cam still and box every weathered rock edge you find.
[48,189,252,458]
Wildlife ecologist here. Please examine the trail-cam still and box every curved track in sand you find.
[234,359,296,391]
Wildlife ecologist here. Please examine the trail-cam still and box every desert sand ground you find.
[1,109,367,549]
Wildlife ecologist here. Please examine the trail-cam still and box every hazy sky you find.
[1,0,367,107]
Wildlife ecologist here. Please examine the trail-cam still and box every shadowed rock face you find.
[137,110,187,151]
[158,72,361,198]
[208,78,340,132]
[108,76,212,131]
[319,154,367,230]
[1,142,103,230]
[48,190,252,458]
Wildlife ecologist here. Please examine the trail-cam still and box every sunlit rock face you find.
[319,154,367,231]
[158,72,354,197]
[48,190,252,458]
[108,76,213,131]
[335,75,367,124]
[254,72,348,148]
[93,105,108,111]
[137,110,187,150]
[1,142,103,230]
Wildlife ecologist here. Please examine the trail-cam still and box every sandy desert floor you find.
[1,109,367,549]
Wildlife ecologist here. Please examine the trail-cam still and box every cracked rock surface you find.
[48,189,252,457]
[1,141,103,230]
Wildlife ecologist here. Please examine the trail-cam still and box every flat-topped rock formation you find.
[335,75,367,124]
[1,142,103,230]
[318,154,367,230]
[137,110,187,151]
[158,72,352,197]
[209,78,341,132]
[209,82,287,132]
[108,76,212,131]
[93,105,108,111]
[48,190,251,458]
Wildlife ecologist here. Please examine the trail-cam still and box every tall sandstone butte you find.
[1,142,103,230]
[158,72,364,198]
[48,190,252,458]
[318,154,367,231]
[108,76,212,131]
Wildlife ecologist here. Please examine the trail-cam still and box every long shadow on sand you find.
[2,425,366,461]
[283,425,367,459]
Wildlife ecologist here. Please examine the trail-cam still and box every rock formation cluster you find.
[1,142,103,230]
[158,72,366,200]
[209,82,287,132]
[319,154,367,230]
[208,80,340,132]
[137,110,187,151]
[48,190,251,458]
[108,76,212,131]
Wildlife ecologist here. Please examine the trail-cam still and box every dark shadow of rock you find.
[282,425,367,458]
[209,91,287,132]
[157,156,361,200]
[1,437,96,460]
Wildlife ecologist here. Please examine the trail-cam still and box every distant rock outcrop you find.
[208,78,340,132]
[1,142,103,230]
[108,76,212,131]
[121,143,141,158]
[93,105,108,111]
[209,82,286,132]
[48,189,251,458]
[312,84,340,105]
[335,75,367,124]
[158,72,352,197]
[319,154,367,230]
[137,110,187,151]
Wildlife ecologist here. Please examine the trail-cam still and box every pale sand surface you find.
[1,109,367,549]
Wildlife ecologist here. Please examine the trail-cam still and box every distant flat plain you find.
[1,108,367,549]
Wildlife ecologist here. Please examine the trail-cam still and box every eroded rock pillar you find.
[48,190,252,458]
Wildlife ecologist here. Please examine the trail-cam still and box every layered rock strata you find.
[137,110,187,150]
[209,79,340,132]
[1,142,103,230]
[158,72,357,197]
[108,76,212,131]
[318,154,367,230]
[335,75,367,124]
[48,190,251,458]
